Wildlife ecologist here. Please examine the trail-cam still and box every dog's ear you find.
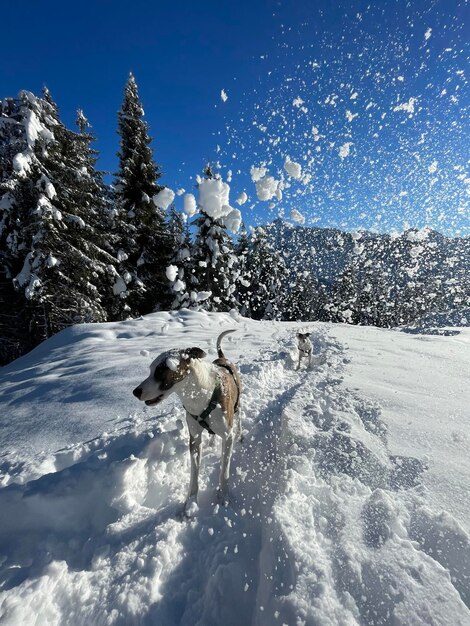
[305,333,311,337]
[186,347,207,360]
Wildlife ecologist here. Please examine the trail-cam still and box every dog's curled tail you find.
[216,329,237,358]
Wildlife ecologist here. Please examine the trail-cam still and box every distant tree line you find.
[1,76,468,365]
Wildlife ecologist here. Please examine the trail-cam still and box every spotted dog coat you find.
[297,332,312,370]
[133,330,241,510]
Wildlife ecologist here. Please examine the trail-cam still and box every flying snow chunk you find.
[198,177,240,230]
[428,161,438,174]
[424,27,432,41]
[346,110,358,122]
[198,177,233,220]
[256,176,279,201]
[293,96,304,108]
[176,188,185,196]
[184,193,197,217]
[153,187,175,210]
[224,208,242,233]
[191,291,212,302]
[339,142,353,159]
[236,192,248,206]
[284,157,302,180]
[393,97,417,115]
[290,209,305,224]
[165,265,178,282]
[173,279,185,292]
[221,89,228,102]
[250,165,267,182]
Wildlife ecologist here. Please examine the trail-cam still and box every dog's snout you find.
[133,387,143,399]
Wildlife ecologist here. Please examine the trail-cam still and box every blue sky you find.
[1,0,469,235]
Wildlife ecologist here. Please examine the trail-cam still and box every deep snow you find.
[0,310,469,625]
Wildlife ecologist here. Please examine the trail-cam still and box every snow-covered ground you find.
[0,310,469,625]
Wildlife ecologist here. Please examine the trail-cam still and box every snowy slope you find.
[0,311,469,625]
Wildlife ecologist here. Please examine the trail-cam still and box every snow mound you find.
[0,312,468,624]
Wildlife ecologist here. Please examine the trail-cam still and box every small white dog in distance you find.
[133,330,241,513]
[296,332,312,370]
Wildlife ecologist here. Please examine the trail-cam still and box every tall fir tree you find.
[165,206,193,309]
[191,164,238,311]
[0,90,119,362]
[112,73,172,316]
[242,227,288,320]
[234,221,251,316]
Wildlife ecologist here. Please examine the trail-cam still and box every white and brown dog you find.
[133,330,241,510]
[296,332,312,370]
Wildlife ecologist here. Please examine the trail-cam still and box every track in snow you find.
[1,326,469,625]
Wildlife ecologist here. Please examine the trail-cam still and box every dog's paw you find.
[216,488,230,507]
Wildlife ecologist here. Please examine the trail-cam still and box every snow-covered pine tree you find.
[191,164,238,311]
[233,221,252,316]
[71,108,125,320]
[327,259,361,324]
[165,206,193,309]
[0,90,119,361]
[283,271,323,322]
[242,226,288,320]
[112,73,172,316]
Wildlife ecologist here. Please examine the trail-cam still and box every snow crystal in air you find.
[284,157,302,180]
[221,89,228,102]
[393,97,417,115]
[428,161,438,174]
[173,279,185,292]
[346,110,358,122]
[224,208,242,233]
[191,290,212,302]
[339,142,353,159]
[256,175,280,201]
[184,193,197,217]
[290,209,305,224]
[198,178,230,218]
[250,165,267,182]
[197,178,241,232]
[424,27,432,41]
[165,265,178,282]
[153,187,175,210]
[236,192,248,205]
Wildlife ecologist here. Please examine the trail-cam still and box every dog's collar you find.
[188,379,222,434]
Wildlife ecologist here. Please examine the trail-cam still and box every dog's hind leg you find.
[218,432,234,503]
[235,410,243,443]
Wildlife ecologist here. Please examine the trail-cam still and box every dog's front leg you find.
[186,414,203,511]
